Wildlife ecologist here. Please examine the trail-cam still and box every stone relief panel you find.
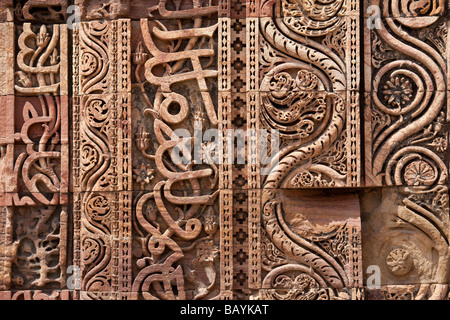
[361,185,450,300]
[72,18,132,299]
[250,0,362,300]
[258,0,360,188]
[75,0,220,20]
[364,0,449,187]
[129,2,222,299]
[13,0,69,23]
[255,189,363,300]
[362,0,450,300]
[1,23,69,205]
[10,205,68,289]
[0,15,69,299]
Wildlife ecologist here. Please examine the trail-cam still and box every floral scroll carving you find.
[73,18,132,298]
[365,0,448,187]
[261,67,330,141]
[0,23,68,206]
[254,0,362,300]
[362,1,450,298]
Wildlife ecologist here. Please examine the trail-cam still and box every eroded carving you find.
[362,186,450,300]
[14,0,68,23]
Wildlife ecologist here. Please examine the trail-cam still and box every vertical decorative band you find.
[73,19,131,298]
[246,17,261,289]
[220,189,233,298]
[118,92,132,293]
[219,18,231,93]
[0,207,13,290]
[219,13,233,299]
[347,14,360,187]
[219,0,230,17]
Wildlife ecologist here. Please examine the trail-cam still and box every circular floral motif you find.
[261,65,335,141]
[133,163,155,188]
[386,248,413,276]
[404,160,436,186]
[195,240,219,263]
[382,75,413,108]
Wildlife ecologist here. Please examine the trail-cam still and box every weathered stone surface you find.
[0,0,13,22]
[361,186,450,298]
[0,15,69,297]
[13,0,69,23]
[360,0,450,298]
[0,22,14,95]
[365,285,450,300]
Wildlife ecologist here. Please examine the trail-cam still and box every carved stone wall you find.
[0,0,449,301]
